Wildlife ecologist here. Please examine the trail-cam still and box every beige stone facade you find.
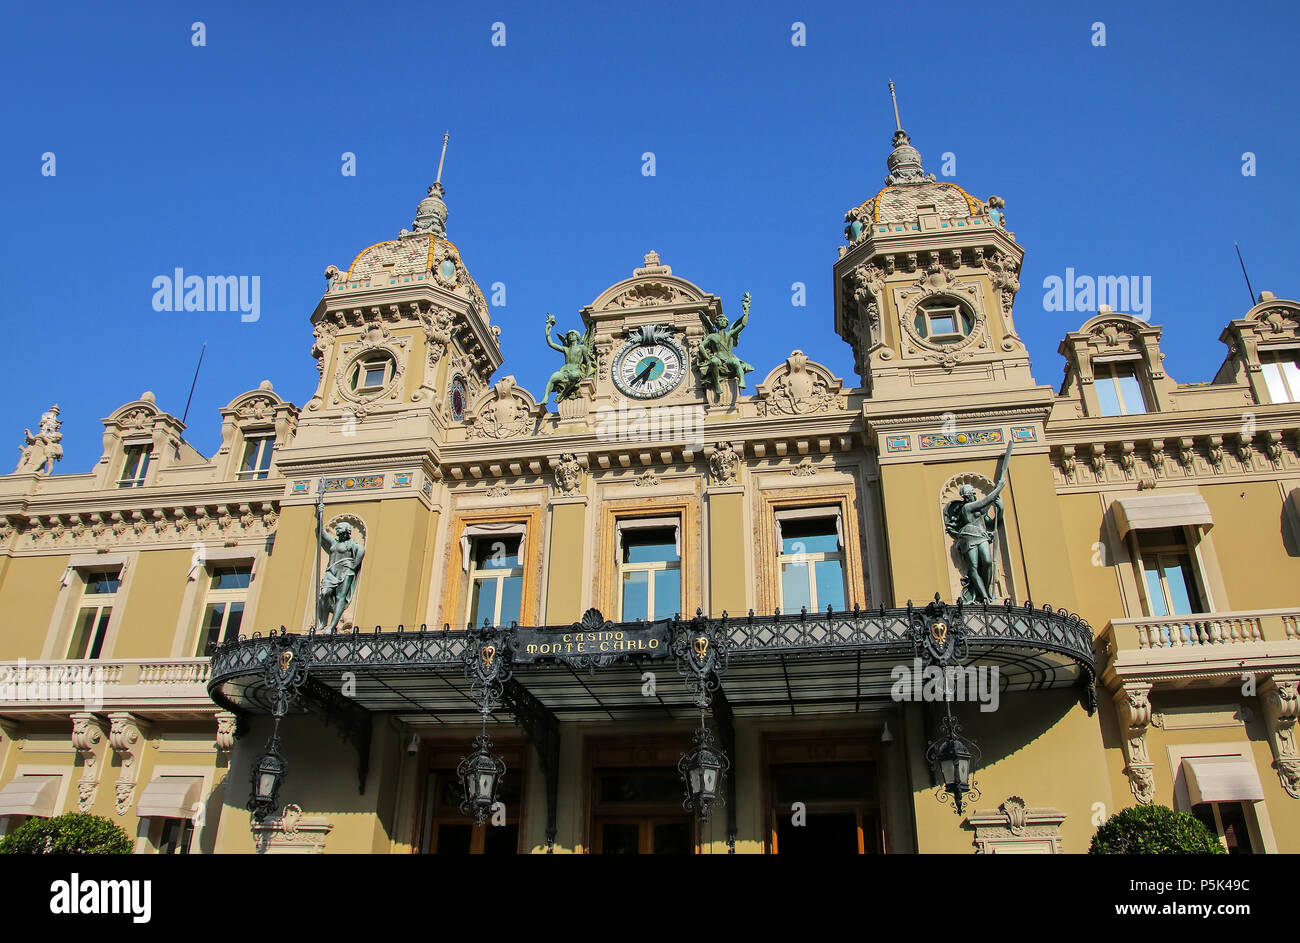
[1,126,1298,855]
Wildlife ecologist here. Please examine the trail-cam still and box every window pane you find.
[623,528,678,563]
[621,570,649,621]
[200,603,226,655]
[929,314,956,335]
[1115,372,1147,414]
[211,566,251,590]
[364,364,387,387]
[224,602,245,643]
[1281,359,1300,402]
[1095,376,1122,416]
[86,572,121,594]
[781,561,812,612]
[88,609,111,659]
[781,518,838,555]
[473,536,520,570]
[813,560,846,611]
[69,609,97,658]
[1143,562,1169,617]
[469,578,498,627]
[497,576,522,626]
[1262,362,1290,403]
[1163,556,1199,615]
[653,568,681,620]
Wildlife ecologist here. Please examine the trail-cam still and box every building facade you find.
[1,124,1298,854]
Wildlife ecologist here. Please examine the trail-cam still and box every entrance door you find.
[591,766,693,854]
[416,743,525,854]
[765,736,885,854]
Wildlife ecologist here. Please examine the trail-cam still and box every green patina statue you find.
[696,293,755,396]
[542,313,596,405]
[943,441,1013,603]
[316,503,365,632]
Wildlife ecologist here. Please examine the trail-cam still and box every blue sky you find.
[2,0,1296,471]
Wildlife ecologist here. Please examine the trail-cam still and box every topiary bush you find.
[0,812,132,855]
[1089,804,1224,854]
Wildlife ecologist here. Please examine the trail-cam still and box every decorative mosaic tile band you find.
[324,475,384,492]
[919,429,1004,450]
[422,478,434,498]
[393,472,413,488]
[1010,425,1037,442]
[885,435,911,453]
[291,480,310,494]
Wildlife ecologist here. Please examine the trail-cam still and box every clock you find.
[611,328,688,400]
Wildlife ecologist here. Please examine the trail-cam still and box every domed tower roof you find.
[328,135,491,318]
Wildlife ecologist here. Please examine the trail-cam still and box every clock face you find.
[612,337,687,399]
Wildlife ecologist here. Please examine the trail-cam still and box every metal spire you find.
[435,132,449,185]
[889,81,903,132]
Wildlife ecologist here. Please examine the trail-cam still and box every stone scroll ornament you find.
[696,293,755,397]
[541,313,596,406]
[315,495,365,632]
[943,440,1012,603]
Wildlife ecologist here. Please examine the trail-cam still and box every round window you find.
[438,259,458,283]
[448,375,467,421]
[913,298,974,345]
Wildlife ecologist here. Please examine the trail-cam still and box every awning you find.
[136,775,203,819]
[774,506,844,549]
[459,522,526,571]
[0,775,59,818]
[1111,492,1213,538]
[1183,756,1264,805]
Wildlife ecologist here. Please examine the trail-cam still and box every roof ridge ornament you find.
[884,82,935,186]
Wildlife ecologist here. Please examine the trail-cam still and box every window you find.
[913,298,974,345]
[1260,350,1300,404]
[1094,362,1148,416]
[350,355,394,393]
[1137,528,1204,617]
[118,444,152,488]
[1192,802,1255,854]
[776,513,846,613]
[67,570,120,659]
[197,565,251,655]
[467,536,523,628]
[617,523,681,621]
[157,818,194,854]
[237,435,274,480]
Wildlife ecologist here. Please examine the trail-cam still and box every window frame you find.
[465,535,525,628]
[1093,359,1150,416]
[117,442,153,488]
[1132,526,1209,618]
[775,511,847,614]
[196,563,253,655]
[914,297,974,345]
[350,355,395,394]
[1259,348,1300,404]
[615,520,682,622]
[236,434,275,480]
[67,568,122,660]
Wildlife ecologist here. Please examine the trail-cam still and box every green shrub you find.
[1089,804,1224,854]
[0,812,132,855]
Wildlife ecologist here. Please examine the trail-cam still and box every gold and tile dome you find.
[844,128,996,243]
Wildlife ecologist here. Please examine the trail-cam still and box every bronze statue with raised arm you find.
[943,441,1013,603]
[696,292,755,396]
[541,313,596,405]
[316,500,364,632]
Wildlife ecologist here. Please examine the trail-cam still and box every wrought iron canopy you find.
[207,600,1096,725]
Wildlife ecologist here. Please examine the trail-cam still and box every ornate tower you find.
[833,105,1031,400]
[293,149,504,460]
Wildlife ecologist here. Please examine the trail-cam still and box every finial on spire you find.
[888,81,903,132]
[407,133,452,237]
[435,132,449,185]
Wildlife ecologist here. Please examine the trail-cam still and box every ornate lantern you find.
[679,723,729,822]
[248,737,286,823]
[926,712,980,814]
[458,732,506,825]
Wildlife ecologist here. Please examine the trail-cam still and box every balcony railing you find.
[1106,609,1300,651]
[0,657,214,713]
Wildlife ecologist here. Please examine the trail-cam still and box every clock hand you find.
[633,362,655,386]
